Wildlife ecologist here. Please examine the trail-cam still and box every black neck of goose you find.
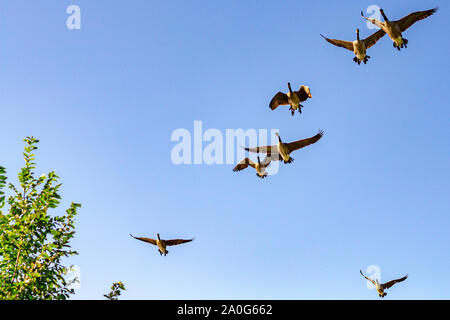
[287,83,293,94]
[157,234,160,240]
[277,136,282,143]
[257,157,261,165]
[356,30,360,41]
[381,10,388,21]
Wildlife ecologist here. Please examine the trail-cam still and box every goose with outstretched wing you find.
[269,82,312,116]
[130,233,194,256]
[321,28,386,64]
[360,270,408,298]
[361,7,438,50]
[233,155,271,179]
[244,130,324,164]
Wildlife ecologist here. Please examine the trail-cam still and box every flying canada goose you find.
[269,83,312,116]
[233,154,271,179]
[130,233,194,256]
[361,7,438,50]
[360,270,408,298]
[320,28,386,64]
[244,130,323,164]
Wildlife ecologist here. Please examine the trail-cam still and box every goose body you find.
[270,83,312,116]
[321,28,386,64]
[130,233,194,256]
[244,130,324,164]
[360,270,408,298]
[353,40,367,61]
[287,90,301,110]
[361,7,438,50]
[156,238,166,254]
[233,155,271,179]
[277,138,291,163]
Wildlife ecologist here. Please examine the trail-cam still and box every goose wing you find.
[382,274,408,289]
[244,145,277,155]
[295,86,312,102]
[320,34,354,52]
[233,158,256,172]
[269,92,289,110]
[361,11,386,30]
[363,29,386,48]
[395,8,438,32]
[164,238,194,246]
[360,270,377,286]
[285,130,324,153]
[130,234,157,246]
[260,155,272,167]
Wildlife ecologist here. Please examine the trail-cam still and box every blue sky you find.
[1,0,449,299]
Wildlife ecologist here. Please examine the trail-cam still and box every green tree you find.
[0,137,80,299]
[104,281,126,300]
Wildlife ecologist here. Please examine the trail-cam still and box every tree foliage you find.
[104,281,126,300]
[0,137,80,299]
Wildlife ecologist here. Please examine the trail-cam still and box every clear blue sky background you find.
[1,0,449,299]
